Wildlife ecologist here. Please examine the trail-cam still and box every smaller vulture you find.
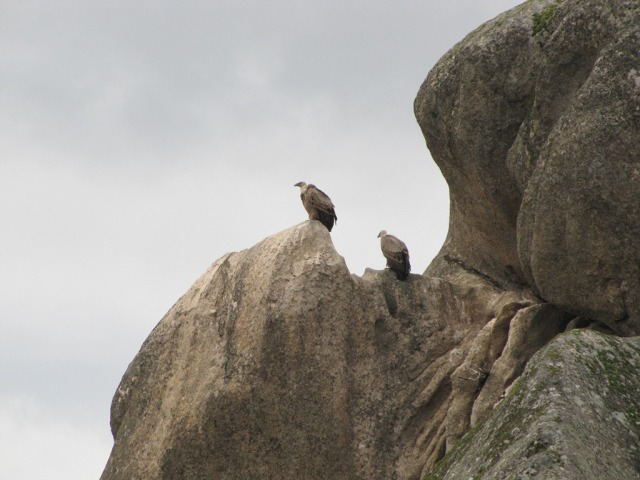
[378,230,411,280]
[294,181,338,232]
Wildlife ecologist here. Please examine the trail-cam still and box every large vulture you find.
[378,230,411,280]
[294,181,337,232]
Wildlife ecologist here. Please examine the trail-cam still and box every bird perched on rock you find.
[378,230,411,280]
[294,181,337,232]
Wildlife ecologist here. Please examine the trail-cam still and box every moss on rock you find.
[424,330,640,479]
[532,4,559,35]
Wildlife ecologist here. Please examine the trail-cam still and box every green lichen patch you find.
[591,336,640,426]
[423,331,640,479]
[532,4,559,36]
[423,370,546,479]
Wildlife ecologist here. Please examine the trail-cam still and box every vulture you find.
[294,181,337,231]
[378,230,411,280]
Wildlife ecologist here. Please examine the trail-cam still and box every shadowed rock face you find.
[101,221,564,480]
[415,0,640,335]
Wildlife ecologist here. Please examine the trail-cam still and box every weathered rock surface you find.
[101,221,565,480]
[425,329,640,480]
[102,0,640,478]
[415,0,640,335]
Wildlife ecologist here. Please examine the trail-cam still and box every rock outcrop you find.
[101,221,567,480]
[415,0,640,335]
[425,330,640,480]
[102,0,640,478]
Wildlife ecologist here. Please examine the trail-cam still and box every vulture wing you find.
[381,234,411,280]
[304,185,338,231]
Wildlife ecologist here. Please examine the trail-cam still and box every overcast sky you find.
[1,1,522,478]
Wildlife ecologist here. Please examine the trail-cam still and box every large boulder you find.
[415,0,640,335]
[101,0,640,477]
[101,221,559,479]
[425,329,640,480]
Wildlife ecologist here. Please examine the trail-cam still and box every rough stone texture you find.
[425,329,640,480]
[415,0,640,335]
[102,0,640,477]
[101,221,563,480]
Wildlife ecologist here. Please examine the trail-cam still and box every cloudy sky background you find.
[1,1,522,478]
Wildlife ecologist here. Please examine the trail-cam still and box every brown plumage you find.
[378,230,411,280]
[294,181,337,232]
